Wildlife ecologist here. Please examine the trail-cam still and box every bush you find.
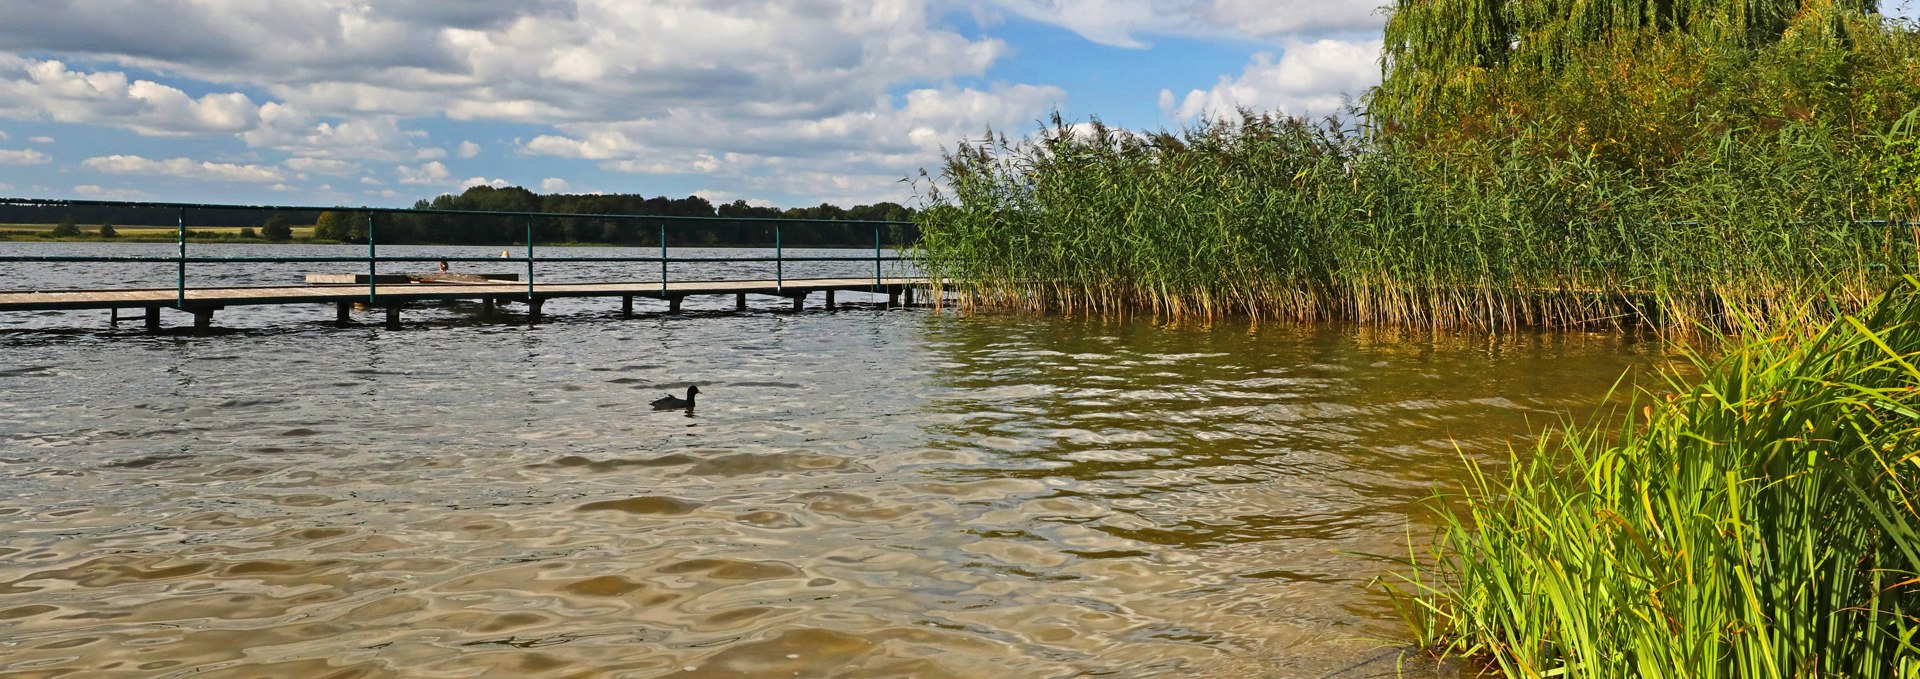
[259,214,291,241]
[49,215,80,238]
[313,210,363,242]
[97,222,118,238]
[239,226,258,239]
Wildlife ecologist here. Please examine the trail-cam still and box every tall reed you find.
[911,6,1920,331]
[1383,276,1920,677]
[914,110,1918,330]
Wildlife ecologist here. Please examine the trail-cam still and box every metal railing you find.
[0,198,917,308]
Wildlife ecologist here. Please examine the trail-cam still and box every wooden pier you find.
[0,197,931,333]
[0,277,929,331]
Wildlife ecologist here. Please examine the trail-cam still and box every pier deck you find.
[0,277,930,330]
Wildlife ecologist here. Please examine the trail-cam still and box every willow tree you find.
[1373,0,1884,130]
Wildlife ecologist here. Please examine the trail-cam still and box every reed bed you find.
[914,109,1918,331]
[1382,276,1920,677]
[930,129,1897,330]
[912,6,1920,332]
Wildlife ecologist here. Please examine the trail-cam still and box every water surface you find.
[0,243,1669,678]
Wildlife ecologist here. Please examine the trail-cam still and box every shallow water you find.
[0,244,1670,678]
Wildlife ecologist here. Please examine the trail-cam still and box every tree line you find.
[318,186,917,246]
[4,186,918,246]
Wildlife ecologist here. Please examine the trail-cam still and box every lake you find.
[0,242,1668,677]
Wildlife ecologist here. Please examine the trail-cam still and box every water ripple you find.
[0,288,1670,677]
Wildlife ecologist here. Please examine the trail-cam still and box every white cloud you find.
[1202,0,1385,38]
[984,0,1387,47]
[29,135,53,143]
[526,83,1063,201]
[0,1,1028,202]
[0,130,8,140]
[540,177,570,193]
[460,176,511,189]
[72,184,148,199]
[987,0,1161,48]
[0,149,50,164]
[0,2,1006,126]
[395,160,451,185]
[241,108,432,162]
[285,157,360,175]
[0,57,263,136]
[81,154,287,182]
[1161,38,1382,120]
[694,189,774,207]
[0,0,1392,204]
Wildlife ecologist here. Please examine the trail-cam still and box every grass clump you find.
[1383,276,1920,677]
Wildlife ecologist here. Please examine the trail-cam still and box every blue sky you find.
[0,1,1910,210]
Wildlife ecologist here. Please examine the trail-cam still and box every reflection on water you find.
[0,301,1668,677]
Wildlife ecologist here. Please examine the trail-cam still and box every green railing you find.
[0,198,916,309]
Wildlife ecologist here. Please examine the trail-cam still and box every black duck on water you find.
[651,385,699,409]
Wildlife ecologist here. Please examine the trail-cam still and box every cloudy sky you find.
[0,1,1910,209]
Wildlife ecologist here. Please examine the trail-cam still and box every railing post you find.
[367,213,378,303]
[659,222,668,294]
[775,223,783,291]
[873,223,882,294]
[525,219,535,300]
[176,207,186,309]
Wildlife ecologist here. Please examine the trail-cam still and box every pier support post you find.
[790,293,806,312]
[825,290,836,310]
[888,289,900,308]
[336,301,351,327]
[384,305,402,330]
[736,293,747,311]
[904,287,915,306]
[112,307,158,328]
[528,298,545,324]
[668,296,683,314]
[622,296,634,318]
[191,308,215,333]
[145,306,161,332]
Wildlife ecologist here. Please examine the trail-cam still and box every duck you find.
[651,385,700,409]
